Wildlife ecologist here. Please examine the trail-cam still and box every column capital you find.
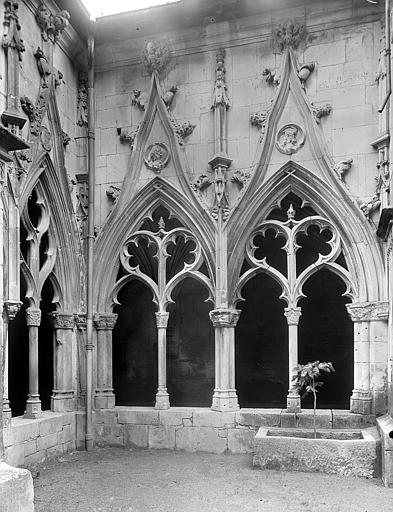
[346,301,389,322]
[3,299,22,321]
[26,307,41,326]
[155,311,169,328]
[209,308,241,327]
[93,312,118,330]
[75,313,86,331]
[50,312,75,330]
[284,306,302,326]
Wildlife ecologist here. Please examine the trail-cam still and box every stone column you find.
[2,300,22,426]
[155,312,170,410]
[346,301,388,415]
[24,307,42,419]
[93,313,117,409]
[50,312,76,412]
[284,306,302,412]
[210,308,240,411]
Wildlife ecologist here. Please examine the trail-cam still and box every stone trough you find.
[253,426,381,478]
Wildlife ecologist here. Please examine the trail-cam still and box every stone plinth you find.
[253,426,380,478]
[0,462,34,512]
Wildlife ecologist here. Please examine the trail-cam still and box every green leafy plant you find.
[292,360,335,438]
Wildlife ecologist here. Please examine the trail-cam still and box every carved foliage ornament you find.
[273,20,306,53]
[36,3,70,42]
[50,312,75,329]
[275,123,305,155]
[155,312,169,328]
[4,300,22,320]
[77,73,88,127]
[209,309,241,328]
[142,40,171,75]
[346,301,389,322]
[93,313,118,330]
[26,307,41,326]
[144,142,170,173]
[212,48,230,110]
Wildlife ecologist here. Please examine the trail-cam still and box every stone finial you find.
[360,195,381,219]
[212,48,230,110]
[334,158,353,182]
[273,20,306,53]
[3,0,25,61]
[142,40,171,75]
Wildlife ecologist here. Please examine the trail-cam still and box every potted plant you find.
[292,360,334,438]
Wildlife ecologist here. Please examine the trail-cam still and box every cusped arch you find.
[227,162,384,306]
[19,154,82,312]
[94,176,216,312]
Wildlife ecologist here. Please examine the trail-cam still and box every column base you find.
[94,389,116,409]
[211,389,239,411]
[286,392,301,412]
[51,391,76,412]
[155,389,170,410]
[0,462,34,512]
[3,399,12,427]
[350,389,372,415]
[24,396,42,419]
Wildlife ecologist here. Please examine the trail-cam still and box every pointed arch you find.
[228,163,384,305]
[94,176,216,311]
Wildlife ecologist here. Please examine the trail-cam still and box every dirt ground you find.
[33,447,393,512]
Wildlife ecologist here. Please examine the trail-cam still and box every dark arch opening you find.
[236,273,287,408]
[113,280,157,406]
[9,280,29,417]
[298,269,353,409]
[39,278,56,411]
[167,277,214,406]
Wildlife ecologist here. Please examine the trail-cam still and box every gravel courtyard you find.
[33,447,393,512]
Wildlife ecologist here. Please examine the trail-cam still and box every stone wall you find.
[3,412,76,468]
[92,407,376,455]
[93,0,383,227]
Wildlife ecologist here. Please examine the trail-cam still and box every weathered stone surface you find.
[332,410,375,429]
[0,462,34,512]
[175,427,228,453]
[37,432,59,452]
[296,410,332,429]
[235,409,281,428]
[118,407,159,425]
[3,420,39,447]
[253,427,380,478]
[193,409,235,428]
[95,424,124,446]
[158,408,193,426]
[149,425,176,449]
[4,444,25,467]
[94,409,118,425]
[124,425,148,448]
[39,414,64,436]
[227,428,256,453]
